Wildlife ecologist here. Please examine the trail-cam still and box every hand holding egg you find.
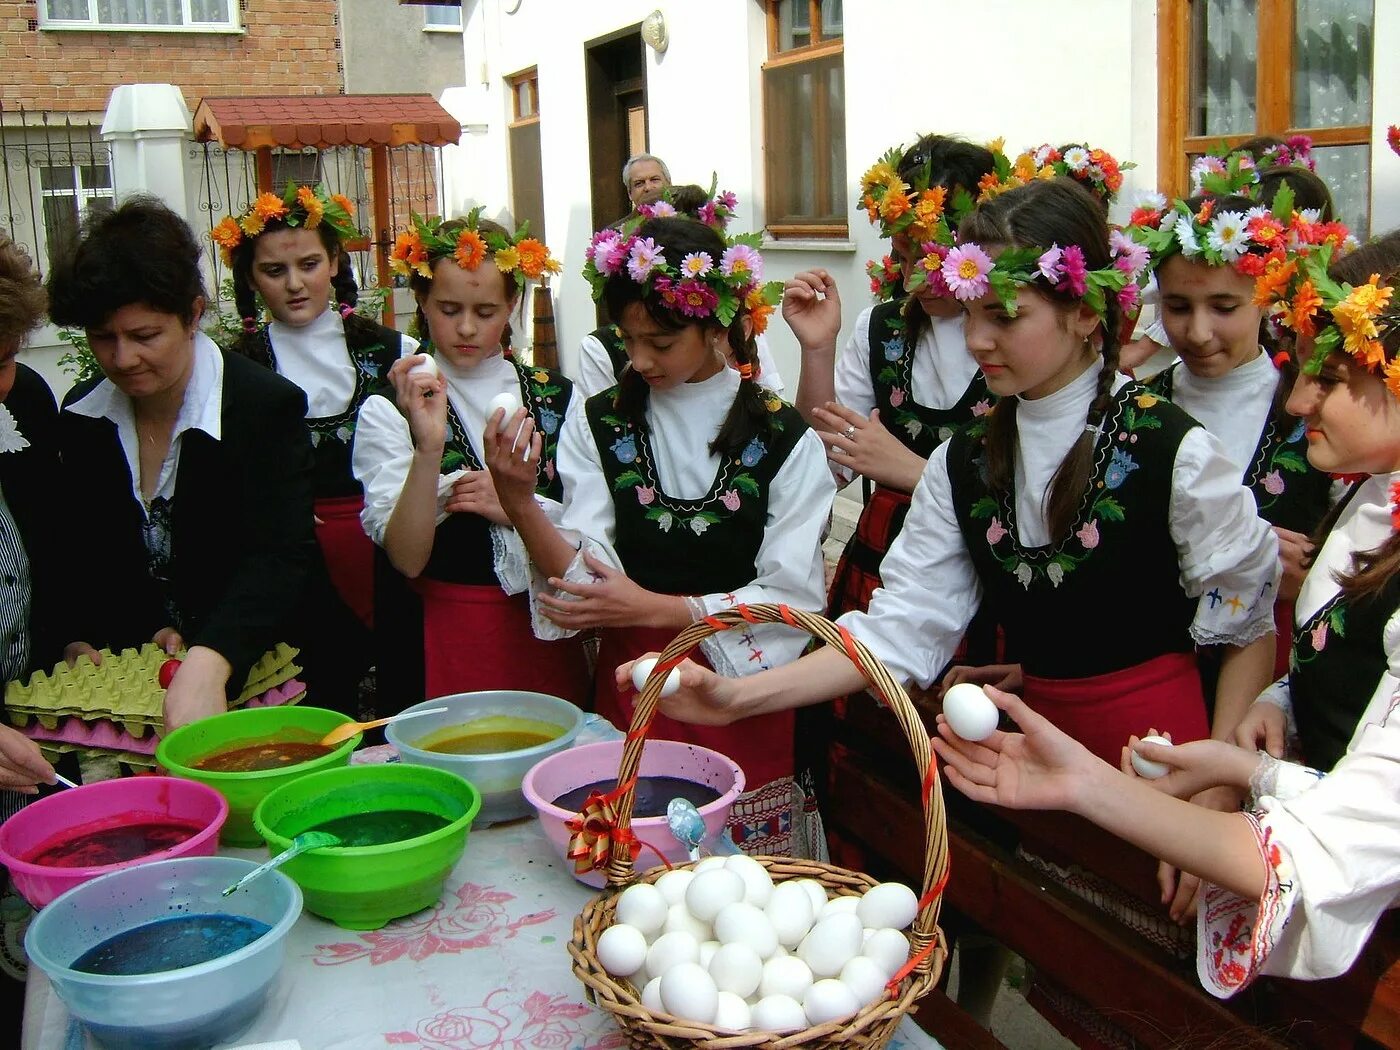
[407,354,441,398]
[941,682,1000,742]
[486,390,522,432]
[1130,734,1174,780]
[631,656,681,698]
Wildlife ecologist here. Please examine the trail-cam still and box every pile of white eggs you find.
[595,854,919,1033]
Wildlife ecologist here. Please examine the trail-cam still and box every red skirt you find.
[411,578,591,705]
[314,495,376,630]
[595,625,794,789]
[1021,651,1209,766]
[826,485,910,618]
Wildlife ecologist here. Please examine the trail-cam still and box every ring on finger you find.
[842,424,857,441]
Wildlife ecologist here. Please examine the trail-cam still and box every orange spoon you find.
[319,706,449,748]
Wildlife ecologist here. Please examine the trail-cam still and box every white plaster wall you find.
[1371,0,1400,237]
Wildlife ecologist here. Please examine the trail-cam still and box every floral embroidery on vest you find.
[1289,594,1346,672]
[1252,419,1310,512]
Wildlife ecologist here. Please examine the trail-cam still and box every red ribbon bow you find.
[564,778,674,876]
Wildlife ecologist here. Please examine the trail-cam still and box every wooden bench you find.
[816,689,1400,1048]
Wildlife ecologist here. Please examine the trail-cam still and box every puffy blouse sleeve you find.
[352,393,414,547]
[576,333,618,401]
[836,441,982,688]
[1198,692,1400,997]
[1169,427,1280,647]
[829,306,878,488]
[689,429,835,676]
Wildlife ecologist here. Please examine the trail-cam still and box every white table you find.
[22,818,946,1050]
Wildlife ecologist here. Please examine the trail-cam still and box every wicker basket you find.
[568,604,949,1048]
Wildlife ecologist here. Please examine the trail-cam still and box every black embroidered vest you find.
[946,384,1202,678]
[585,387,808,595]
[1289,487,1400,770]
[867,299,993,457]
[1148,363,1332,534]
[258,314,402,499]
[398,357,572,586]
[591,324,629,385]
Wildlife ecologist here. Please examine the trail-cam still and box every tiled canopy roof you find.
[193,94,461,151]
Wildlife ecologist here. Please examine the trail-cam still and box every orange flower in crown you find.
[295,185,324,229]
[215,182,360,264]
[858,144,976,245]
[393,208,560,291]
[453,229,487,271]
[390,229,431,279]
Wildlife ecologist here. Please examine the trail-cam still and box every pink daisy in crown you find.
[942,244,994,301]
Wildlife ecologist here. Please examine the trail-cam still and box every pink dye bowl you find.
[0,776,227,908]
[521,739,744,888]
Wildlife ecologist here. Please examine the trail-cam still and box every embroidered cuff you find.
[1248,752,1326,805]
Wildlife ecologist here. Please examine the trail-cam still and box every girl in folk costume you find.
[789,135,996,621]
[637,176,1281,803]
[216,185,415,635]
[1228,231,1400,775]
[351,212,588,703]
[575,187,787,399]
[1131,188,1341,681]
[486,217,834,854]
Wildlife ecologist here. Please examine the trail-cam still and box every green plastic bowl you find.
[156,706,362,847]
[252,764,480,931]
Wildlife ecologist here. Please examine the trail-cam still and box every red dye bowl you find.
[0,776,227,909]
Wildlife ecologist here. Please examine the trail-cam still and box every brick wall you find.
[0,1,342,113]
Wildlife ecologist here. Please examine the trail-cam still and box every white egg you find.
[861,927,910,979]
[794,878,828,916]
[597,923,648,977]
[641,975,664,1013]
[797,913,863,978]
[408,354,440,380]
[693,855,729,875]
[862,928,876,948]
[759,953,814,1000]
[660,962,718,1024]
[819,895,861,920]
[486,390,522,431]
[766,881,815,948]
[629,655,681,697]
[856,882,918,931]
[707,941,763,998]
[804,978,860,1025]
[685,868,745,923]
[662,902,711,941]
[646,930,699,981]
[713,991,752,1032]
[840,955,889,1008]
[615,883,668,937]
[942,682,1000,742]
[698,939,721,969]
[1131,734,1173,779]
[713,902,778,958]
[724,854,774,907]
[749,994,808,1033]
[654,868,695,906]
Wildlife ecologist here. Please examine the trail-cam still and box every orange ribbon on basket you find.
[564,777,672,876]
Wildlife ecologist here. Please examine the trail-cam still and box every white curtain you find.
[1192,0,1258,137]
[97,0,180,24]
[1293,0,1372,128]
[189,0,228,21]
[45,0,89,19]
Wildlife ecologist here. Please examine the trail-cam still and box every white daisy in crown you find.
[1062,146,1090,171]
[1173,213,1202,257]
[1206,212,1248,261]
[0,404,28,454]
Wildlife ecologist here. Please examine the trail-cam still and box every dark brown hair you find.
[959,178,1122,543]
[1308,230,1400,601]
[1255,166,1335,222]
[602,217,768,458]
[0,234,47,348]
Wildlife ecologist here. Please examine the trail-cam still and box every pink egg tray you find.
[16,680,307,756]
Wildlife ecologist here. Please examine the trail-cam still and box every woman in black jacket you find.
[47,196,321,730]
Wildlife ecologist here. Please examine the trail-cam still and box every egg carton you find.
[5,643,301,727]
[33,739,159,772]
[10,680,308,751]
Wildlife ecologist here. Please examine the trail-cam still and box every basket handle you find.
[604,603,948,960]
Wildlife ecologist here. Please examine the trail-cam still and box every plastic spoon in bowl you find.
[221,831,341,896]
[52,773,79,789]
[666,797,706,862]
[318,706,450,748]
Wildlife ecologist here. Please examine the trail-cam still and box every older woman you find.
[46,196,323,730]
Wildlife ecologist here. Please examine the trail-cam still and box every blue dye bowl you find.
[25,856,302,1050]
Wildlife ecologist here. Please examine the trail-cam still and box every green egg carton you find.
[34,740,158,772]
[5,642,303,727]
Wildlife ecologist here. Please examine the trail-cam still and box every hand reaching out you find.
[812,402,926,493]
[781,270,842,353]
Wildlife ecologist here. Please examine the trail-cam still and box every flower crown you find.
[1188,136,1316,198]
[389,207,560,290]
[635,180,739,231]
[582,226,782,336]
[975,140,1130,205]
[1004,142,1132,203]
[933,231,1151,320]
[866,254,902,302]
[1126,185,1354,278]
[210,182,359,265]
[1252,242,1398,396]
[858,144,976,244]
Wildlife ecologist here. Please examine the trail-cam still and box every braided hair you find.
[959,178,1123,544]
[603,217,770,460]
[229,220,357,365]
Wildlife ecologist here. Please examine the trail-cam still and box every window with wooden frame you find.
[507,69,546,244]
[1158,0,1374,233]
[762,0,846,238]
